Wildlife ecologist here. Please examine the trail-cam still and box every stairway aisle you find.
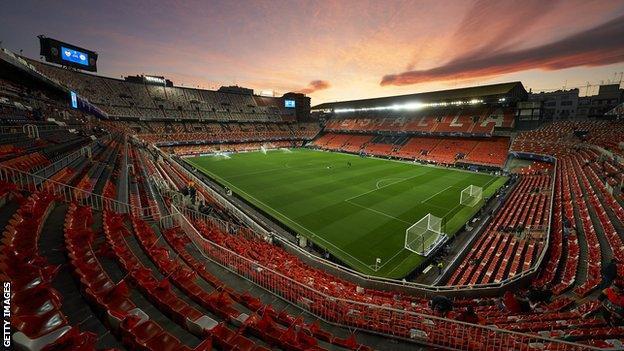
[38,203,125,350]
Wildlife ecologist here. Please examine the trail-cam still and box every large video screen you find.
[39,36,98,72]
[61,46,89,66]
[285,100,296,108]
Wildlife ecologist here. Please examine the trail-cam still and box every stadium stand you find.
[443,120,624,299]
[162,141,300,156]
[311,82,524,169]
[324,107,515,135]
[448,173,550,285]
[313,135,510,168]
[463,137,510,167]
[103,120,320,146]
[27,58,297,123]
[8,57,322,156]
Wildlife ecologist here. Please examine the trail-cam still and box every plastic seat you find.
[141,332,183,351]
[12,286,63,317]
[123,320,163,349]
[12,325,72,351]
[13,311,67,339]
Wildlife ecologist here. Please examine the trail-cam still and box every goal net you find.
[405,213,446,256]
[460,185,483,207]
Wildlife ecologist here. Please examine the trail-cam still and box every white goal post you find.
[405,213,447,256]
[460,185,483,207]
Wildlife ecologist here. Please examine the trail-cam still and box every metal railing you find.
[163,152,270,235]
[34,139,104,180]
[0,165,159,221]
[0,126,25,134]
[167,204,595,351]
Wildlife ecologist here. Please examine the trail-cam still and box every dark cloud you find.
[299,80,331,94]
[382,13,624,86]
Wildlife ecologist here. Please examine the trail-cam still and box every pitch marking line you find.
[440,177,498,221]
[442,203,463,219]
[224,160,325,179]
[374,244,411,271]
[377,178,500,272]
[190,152,503,275]
[420,185,454,203]
[190,165,374,269]
[481,176,498,192]
[385,253,415,276]
[345,170,433,202]
[309,148,497,177]
[344,200,411,224]
[361,174,503,273]
[375,178,407,189]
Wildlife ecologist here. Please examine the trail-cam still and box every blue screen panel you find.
[285,100,295,108]
[61,46,89,66]
[70,91,78,108]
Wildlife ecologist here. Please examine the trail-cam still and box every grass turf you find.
[186,148,507,279]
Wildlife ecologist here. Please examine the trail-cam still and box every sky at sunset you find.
[2,0,624,105]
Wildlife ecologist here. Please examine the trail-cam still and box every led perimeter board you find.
[38,36,98,72]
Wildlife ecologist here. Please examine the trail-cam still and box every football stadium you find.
[1,2,624,351]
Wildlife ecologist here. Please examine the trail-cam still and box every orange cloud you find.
[381,13,624,86]
[299,80,331,94]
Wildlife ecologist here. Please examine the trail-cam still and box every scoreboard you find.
[38,36,98,72]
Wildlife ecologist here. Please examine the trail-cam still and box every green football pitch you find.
[185,148,507,279]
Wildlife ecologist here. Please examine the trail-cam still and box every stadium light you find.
[334,99,483,113]
[144,75,166,85]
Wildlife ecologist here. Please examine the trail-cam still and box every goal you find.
[460,185,483,207]
[405,213,447,256]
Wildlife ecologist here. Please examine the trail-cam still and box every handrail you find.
[34,138,105,180]
[0,165,159,221]
[169,203,597,351]
[0,124,70,134]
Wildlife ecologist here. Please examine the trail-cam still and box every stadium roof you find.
[312,81,527,111]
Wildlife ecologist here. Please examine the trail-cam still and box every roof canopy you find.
[312,82,527,111]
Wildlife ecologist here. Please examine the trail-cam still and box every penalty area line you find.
[192,164,375,270]
[345,200,411,224]
[420,185,454,203]
[345,171,433,202]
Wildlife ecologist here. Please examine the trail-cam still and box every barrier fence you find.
[0,165,159,221]
[0,123,69,135]
[34,138,106,180]
[167,204,596,351]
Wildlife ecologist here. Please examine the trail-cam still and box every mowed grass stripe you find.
[186,149,506,278]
